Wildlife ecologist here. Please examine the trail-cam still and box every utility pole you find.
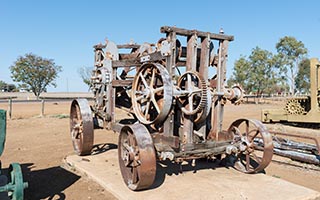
[66,78,69,93]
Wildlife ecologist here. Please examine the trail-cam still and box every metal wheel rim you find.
[131,62,172,125]
[70,99,94,156]
[118,124,156,190]
[228,118,273,173]
[9,163,24,200]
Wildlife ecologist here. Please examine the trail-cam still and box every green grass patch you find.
[50,114,69,119]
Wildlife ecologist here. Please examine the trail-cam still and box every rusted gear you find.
[131,62,173,125]
[193,87,211,124]
[285,99,305,115]
[228,118,273,173]
[118,124,156,191]
[177,71,208,116]
[70,99,94,156]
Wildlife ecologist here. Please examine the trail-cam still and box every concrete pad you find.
[64,149,320,200]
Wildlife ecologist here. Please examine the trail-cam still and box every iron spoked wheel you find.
[70,99,94,156]
[118,124,156,191]
[8,163,28,200]
[228,118,273,173]
[131,62,172,125]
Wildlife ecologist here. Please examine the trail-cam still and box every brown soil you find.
[0,100,319,199]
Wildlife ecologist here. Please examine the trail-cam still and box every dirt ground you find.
[0,100,319,199]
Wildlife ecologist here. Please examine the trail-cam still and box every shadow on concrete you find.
[2,163,80,200]
[151,158,223,189]
[151,156,266,189]
[91,143,118,155]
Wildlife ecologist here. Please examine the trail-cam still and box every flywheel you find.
[131,62,173,125]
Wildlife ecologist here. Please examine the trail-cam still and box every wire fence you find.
[0,94,93,119]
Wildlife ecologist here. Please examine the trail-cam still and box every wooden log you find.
[160,26,234,41]
[94,43,140,50]
[113,52,164,67]
[112,59,140,67]
[112,79,133,87]
[255,138,320,165]
[163,31,176,139]
[117,44,140,49]
[273,148,320,165]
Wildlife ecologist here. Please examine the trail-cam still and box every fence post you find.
[41,99,45,117]
[8,98,12,119]
[0,109,6,156]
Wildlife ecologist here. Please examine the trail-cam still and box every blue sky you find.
[1,1,319,92]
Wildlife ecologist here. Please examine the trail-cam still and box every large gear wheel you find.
[285,99,305,115]
[177,71,208,116]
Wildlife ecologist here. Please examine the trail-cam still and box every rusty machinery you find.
[0,110,28,199]
[69,26,274,190]
[261,58,320,165]
[262,58,320,126]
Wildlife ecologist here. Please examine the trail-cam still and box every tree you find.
[229,47,286,95]
[0,80,17,92]
[10,53,62,98]
[17,83,31,92]
[228,56,252,92]
[295,59,310,93]
[78,66,92,87]
[7,84,17,92]
[276,36,307,94]
[0,80,6,91]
